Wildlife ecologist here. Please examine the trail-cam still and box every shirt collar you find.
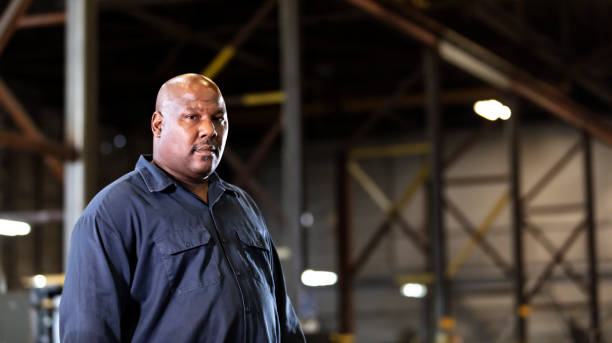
[135,155,237,201]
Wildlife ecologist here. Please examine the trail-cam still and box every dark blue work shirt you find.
[60,155,305,343]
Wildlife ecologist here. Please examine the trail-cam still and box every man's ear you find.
[152,111,163,138]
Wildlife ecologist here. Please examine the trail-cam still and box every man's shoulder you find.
[82,169,147,218]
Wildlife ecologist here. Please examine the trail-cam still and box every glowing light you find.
[400,283,427,298]
[301,269,338,287]
[473,99,512,121]
[0,219,31,236]
[33,274,47,288]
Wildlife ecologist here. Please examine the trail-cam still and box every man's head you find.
[152,73,228,184]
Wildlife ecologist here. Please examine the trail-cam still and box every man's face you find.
[153,81,228,182]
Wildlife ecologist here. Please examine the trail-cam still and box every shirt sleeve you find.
[59,212,133,343]
[270,240,307,343]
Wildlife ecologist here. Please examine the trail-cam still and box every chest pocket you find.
[155,228,221,294]
[235,228,273,287]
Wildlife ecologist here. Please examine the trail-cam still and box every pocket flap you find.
[236,229,268,251]
[155,228,212,255]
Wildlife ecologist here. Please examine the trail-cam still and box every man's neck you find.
[151,159,210,203]
[182,181,209,203]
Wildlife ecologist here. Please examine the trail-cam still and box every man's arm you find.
[270,241,306,343]
[59,213,132,343]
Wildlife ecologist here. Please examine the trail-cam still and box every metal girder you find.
[233,114,282,188]
[123,9,270,71]
[525,220,586,301]
[445,174,507,187]
[17,12,65,29]
[0,129,77,160]
[0,0,32,55]
[467,2,612,110]
[64,0,98,265]
[523,220,587,295]
[443,197,512,277]
[202,0,277,79]
[336,151,353,334]
[347,162,430,271]
[342,70,422,149]
[448,137,583,277]
[279,0,303,305]
[342,0,612,146]
[223,148,285,227]
[0,77,64,181]
[508,101,526,342]
[582,131,601,342]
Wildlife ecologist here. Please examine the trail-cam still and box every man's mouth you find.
[192,144,218,156]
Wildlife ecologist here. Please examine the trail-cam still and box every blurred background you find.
[1,0,612,342]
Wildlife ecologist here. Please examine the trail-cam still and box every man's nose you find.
[198,117,217,138]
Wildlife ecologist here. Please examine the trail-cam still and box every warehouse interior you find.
[1,0,612,342]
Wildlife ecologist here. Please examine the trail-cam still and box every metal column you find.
[508,97,527,342]
[64,0,97,266]
[424,48,451,341]
[279,0,303,304]
[336,152,354,335]
[582,130,600,342]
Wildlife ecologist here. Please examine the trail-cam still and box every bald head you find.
[156,73,222,114]
[151,73,228,185]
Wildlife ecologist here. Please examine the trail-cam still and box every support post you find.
[582,130,600,342]
[425,48,451,341]
[64,0,97,266]
[336,151,353,335]
[508,97,527,342]
[279,0,303,306]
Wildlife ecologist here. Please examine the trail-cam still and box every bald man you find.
[60,74,305,343]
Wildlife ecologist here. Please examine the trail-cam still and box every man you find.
[60,74,305,342]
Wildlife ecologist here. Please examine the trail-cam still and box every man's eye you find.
[186,114,198,120]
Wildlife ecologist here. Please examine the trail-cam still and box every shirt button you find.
[245,306,251,313]
[236,271,241,277]
[221,238,228,243]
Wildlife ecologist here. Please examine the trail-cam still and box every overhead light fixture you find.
[301,269,338,287]
[473,99,511,121]
[400,283,427,298]
[0,218,31,236]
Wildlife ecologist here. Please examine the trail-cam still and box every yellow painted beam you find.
[201,45,236,79]
[242,90,285,106]
[349,142,430,160]
[395,273,434,285]
[446,191,509,277]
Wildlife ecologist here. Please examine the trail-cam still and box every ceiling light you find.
[473,99,511,121]
[400,283,427,298]
[301,269,337,287]
[0,219,31,236]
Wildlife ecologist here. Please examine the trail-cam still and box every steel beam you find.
[0,0,32,55]
[0,129,77,160]
[64,0,97,266]
[234,115,282,188]
[223,149,285,226]
[17,12,65,29]
[582,130,601,342]
[202,0,277,79]
[445,174,507,187]
[123,10,269,71]
[342,0,612,145]
[523,220,587,295]
[508,97,527,342]
[425,48,452,340]
[525,221,585,301]
[279,0,302,305]
[443,198,512,277]
[0,78,64,181]
[336,151,353,334]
